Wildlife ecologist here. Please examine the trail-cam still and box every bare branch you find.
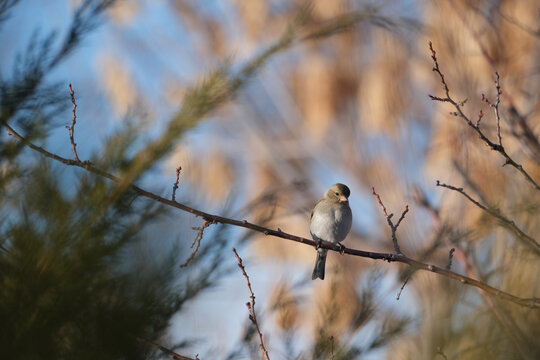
[445,248,455,270]
[415,185,536,355]
[66,83,81,162]
[395,205,409,229]
[371,186,388,217]
[172,166,182,201]
[493,72,503,146]
[436,180,540,255]
[396,271,412,301]
[232,248,270,360]
[180,220,213,268]
[428,42,540,192]
[372,187,408,254]
[452,9,540,165]
[4,122,540,308]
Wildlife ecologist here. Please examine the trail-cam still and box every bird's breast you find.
[310,204,352,243]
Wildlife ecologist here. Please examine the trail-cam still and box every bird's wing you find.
[310,198,323,220]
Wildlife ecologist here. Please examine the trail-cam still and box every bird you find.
[310,183,352,280]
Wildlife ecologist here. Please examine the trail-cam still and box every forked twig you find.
[180,220,213,268]
[372,187,408,254]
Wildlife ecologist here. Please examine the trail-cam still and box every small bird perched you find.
[310,183,353,280]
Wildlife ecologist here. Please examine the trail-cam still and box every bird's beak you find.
[339,196,348,203]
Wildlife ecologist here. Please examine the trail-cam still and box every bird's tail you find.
[312,249,327,280]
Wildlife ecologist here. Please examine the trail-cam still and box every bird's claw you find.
[315,239,323,250]
[338,243,346,255]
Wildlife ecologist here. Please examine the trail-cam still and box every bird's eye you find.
[335,192,339,196]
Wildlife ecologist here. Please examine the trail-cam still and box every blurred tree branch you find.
[0,0,20,25]
[113,4,406,197]
[413,185,537,358]
[0,0,116,129]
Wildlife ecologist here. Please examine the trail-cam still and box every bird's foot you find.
[315,239,323,250]
[337,243,346,255]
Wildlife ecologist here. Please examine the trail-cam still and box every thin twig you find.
[436,180,540,255]
[66,83,81,162]
[180,220,213,268]
[476,109,484,128]
[371,187,388,217]
[428,42,540,192]
[4,122,539,308]
[396,271,412,300]
[395,206,409,229]
[136,337,198,360]
[445,248,455,270]
[493,72,503,146]
[232,248,270,360]
[372,187,408,254]
[172,166,182,201]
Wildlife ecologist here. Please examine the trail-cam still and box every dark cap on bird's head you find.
[325,183,351,203]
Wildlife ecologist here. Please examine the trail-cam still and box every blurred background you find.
[1,0,539,359]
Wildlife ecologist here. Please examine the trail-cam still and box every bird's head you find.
[325,183,351,203]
